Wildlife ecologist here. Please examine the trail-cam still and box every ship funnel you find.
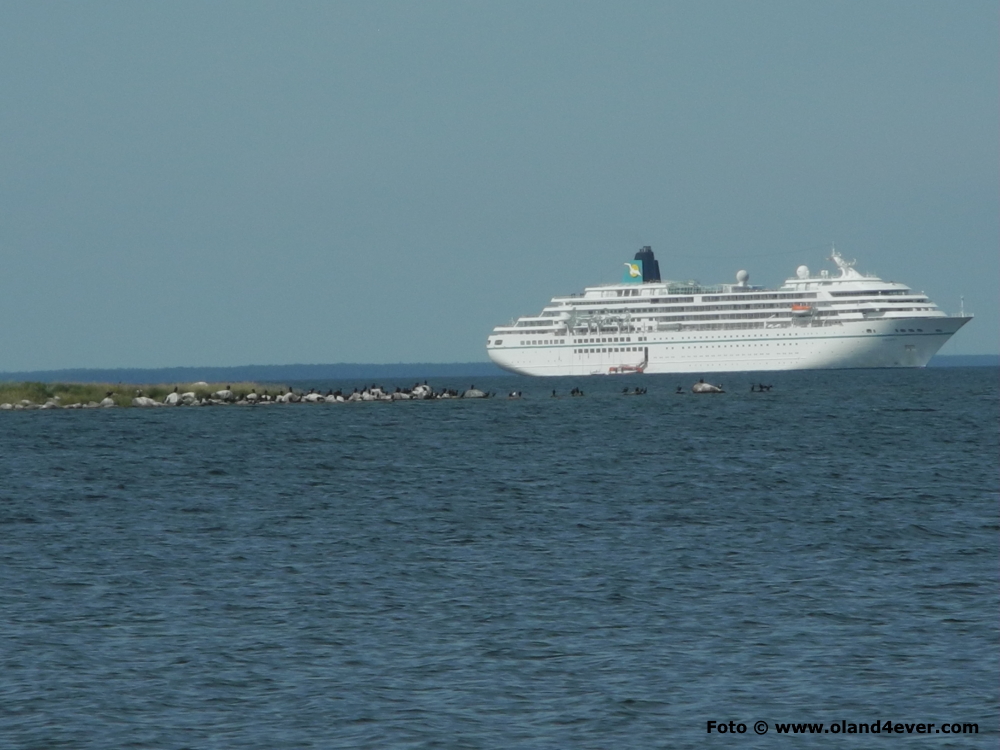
[634,246,661,282]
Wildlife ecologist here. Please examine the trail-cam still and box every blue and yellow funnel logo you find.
[622,260,643,284]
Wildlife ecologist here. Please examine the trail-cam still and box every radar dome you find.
[736,269,749,285]
[796,265,810,279]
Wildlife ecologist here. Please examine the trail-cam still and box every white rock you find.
[691,382,724,394]
[411,385,433,399]
[99,397,116,407]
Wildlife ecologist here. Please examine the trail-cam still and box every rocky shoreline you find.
[0,381,492,410]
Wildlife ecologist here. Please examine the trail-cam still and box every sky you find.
[0,1,996,370]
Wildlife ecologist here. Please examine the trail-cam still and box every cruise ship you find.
[486,246,970,376]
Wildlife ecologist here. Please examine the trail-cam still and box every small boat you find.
[607,347,648,375]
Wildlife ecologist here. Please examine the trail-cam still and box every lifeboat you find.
[791,303,813,315]
[606,346,648,374]
[608,363,646,374]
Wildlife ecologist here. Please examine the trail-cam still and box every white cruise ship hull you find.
[488,316,970,376]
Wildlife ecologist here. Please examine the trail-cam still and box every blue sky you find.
[0,1,996,370]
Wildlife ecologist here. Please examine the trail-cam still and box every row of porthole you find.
[505,333,888,349]
[569,342,802,352]
[574,336,632,344]
[574,347,643,354]
[573,336,649,343]
[673,343,799,349]
[495,339,566,346]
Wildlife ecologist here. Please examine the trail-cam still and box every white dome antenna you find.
[736,270,749,286]
[796,265,810,279]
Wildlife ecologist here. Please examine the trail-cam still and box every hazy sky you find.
[1,1,996,370]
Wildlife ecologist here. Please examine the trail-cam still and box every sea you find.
[2,367,997,749]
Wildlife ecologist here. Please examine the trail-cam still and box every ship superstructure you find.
[486,246,970,376]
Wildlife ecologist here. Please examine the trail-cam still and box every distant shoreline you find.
[0,355,994,385]
[928,354,1000,368]
[0,362,510,385]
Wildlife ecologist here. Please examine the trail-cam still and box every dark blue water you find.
[2,368,997,748]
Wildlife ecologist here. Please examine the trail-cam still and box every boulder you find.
[691,381,724,394]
